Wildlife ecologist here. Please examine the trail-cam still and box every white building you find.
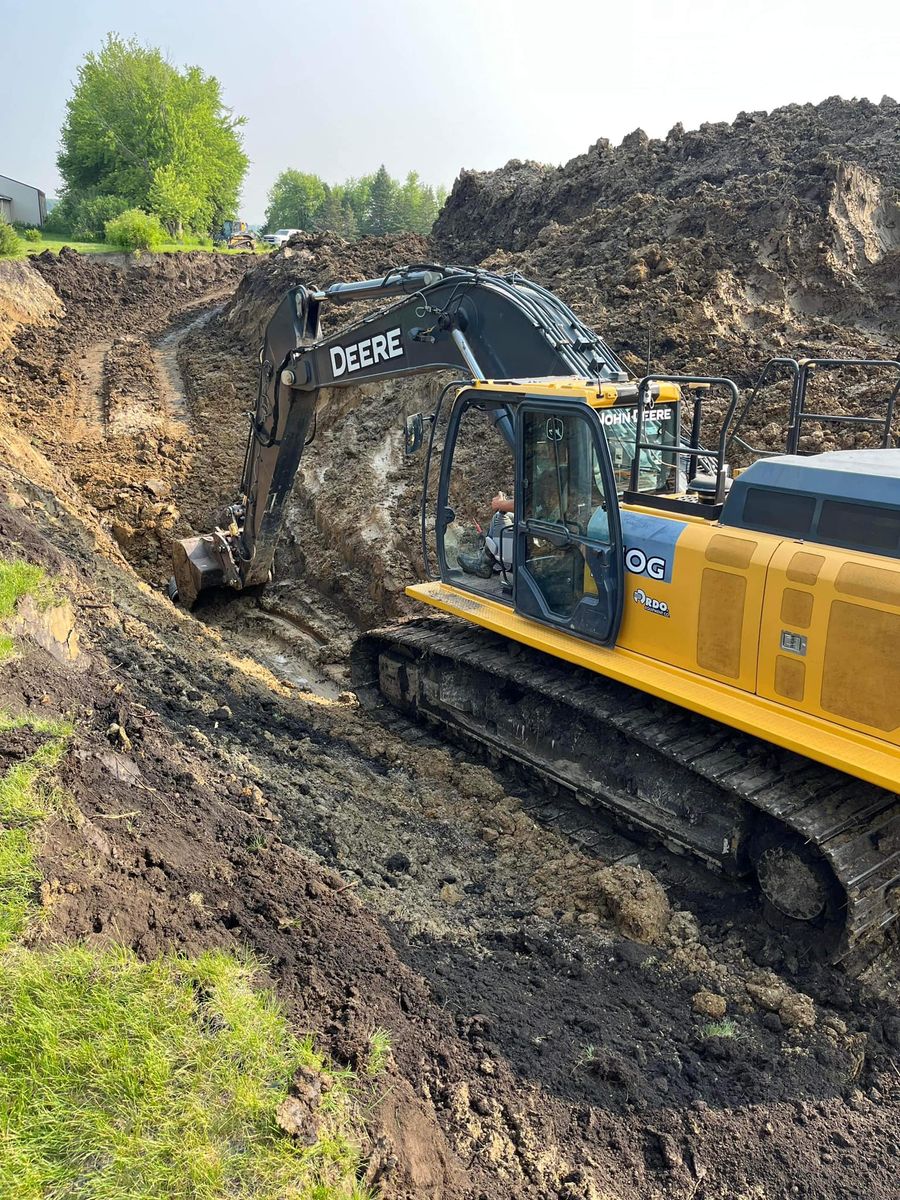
[0,174,47,227]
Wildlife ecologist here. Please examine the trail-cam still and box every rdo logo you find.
[625,547,667,581]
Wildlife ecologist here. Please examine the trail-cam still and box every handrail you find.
[725,358,800,460]
[632,376,740,505]
[788,358,900,454]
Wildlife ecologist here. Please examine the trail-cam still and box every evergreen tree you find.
[340,197,360,240]
[315,186,346,233]
[364,165,398,235]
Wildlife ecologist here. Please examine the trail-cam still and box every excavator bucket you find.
[171,535,225,609]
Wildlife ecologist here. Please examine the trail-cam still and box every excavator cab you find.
[436,384,683,646]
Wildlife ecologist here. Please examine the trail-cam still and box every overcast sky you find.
[2,0,899,223]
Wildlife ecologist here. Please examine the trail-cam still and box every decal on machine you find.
[618,510,688,585]
[330,327,404,378]
[600,405,673,427]
[625,546,667,580]
[633,588,670,617]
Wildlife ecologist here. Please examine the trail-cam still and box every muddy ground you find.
[2,97,900,1199]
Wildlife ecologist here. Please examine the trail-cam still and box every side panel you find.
[616,511,778,694]
[758,543,900,745]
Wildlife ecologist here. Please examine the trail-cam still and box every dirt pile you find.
[0,260,61,353]
[3,446,899,1200]
[27,247,252,349]
[434,96,900,382]
[225,231,431,344]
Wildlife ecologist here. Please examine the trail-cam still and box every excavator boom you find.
[172,264,633,607]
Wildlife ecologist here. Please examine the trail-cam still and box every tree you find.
[340,197,360,240]
[394,171,444,235]
[56,34,247,237]
[313,185,346,234]
[364,165,398,235]
[263,166,446,241]
[264,170,327,232]
[343,176,371,232]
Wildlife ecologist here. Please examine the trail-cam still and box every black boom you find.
[172,264,632,607]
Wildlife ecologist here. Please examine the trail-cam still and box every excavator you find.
[171,264,900,956]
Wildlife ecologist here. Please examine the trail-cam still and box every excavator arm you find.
[172,264,632,607]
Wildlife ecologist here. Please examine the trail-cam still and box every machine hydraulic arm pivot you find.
[172,264,630,607]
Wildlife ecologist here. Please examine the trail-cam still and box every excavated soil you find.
[435,96,900,462]
[2,94,900,1199]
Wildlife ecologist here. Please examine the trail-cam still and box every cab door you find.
[515,404,624,645]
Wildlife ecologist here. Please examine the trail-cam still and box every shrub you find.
[45,191,131,240]
[104,208,166,251]
[23,228,41,243]
[0,219,21,257]
[72,194,130,241]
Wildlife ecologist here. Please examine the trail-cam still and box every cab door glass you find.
[441,397,515,599]
[519,410,616,635]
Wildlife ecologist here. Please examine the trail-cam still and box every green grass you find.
[0,722,70,950]
[0,559,53,659]
[8,235,272,260]
[0,946,370,1199]
[0,557,370,1197]
[0,559,70,942]
[365,1028,392,1078]
[702,1018,742,1039]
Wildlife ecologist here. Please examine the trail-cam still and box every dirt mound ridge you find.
[433,97,900,382]
[434,95,900,261]
[224,231,431,345]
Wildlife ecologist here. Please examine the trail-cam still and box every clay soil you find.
[2,96,900,1199]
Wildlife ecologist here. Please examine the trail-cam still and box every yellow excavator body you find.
[408,377,900,795]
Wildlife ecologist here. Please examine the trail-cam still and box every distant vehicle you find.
[262,228,302,247]
[214,219,256,250]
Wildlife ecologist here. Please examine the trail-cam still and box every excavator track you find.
[350,616,900,957]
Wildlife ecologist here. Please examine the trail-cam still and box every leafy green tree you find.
[263,166,446,240]
[343,176,371,232]
[44,192,131,241]
[148,165,201,238]
[56,34,247,237]
[264,170,327,232]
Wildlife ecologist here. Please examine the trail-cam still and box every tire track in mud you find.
[67,300,226,447]
[150,305,223,431]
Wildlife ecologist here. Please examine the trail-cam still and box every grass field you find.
[7,235,269,260]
